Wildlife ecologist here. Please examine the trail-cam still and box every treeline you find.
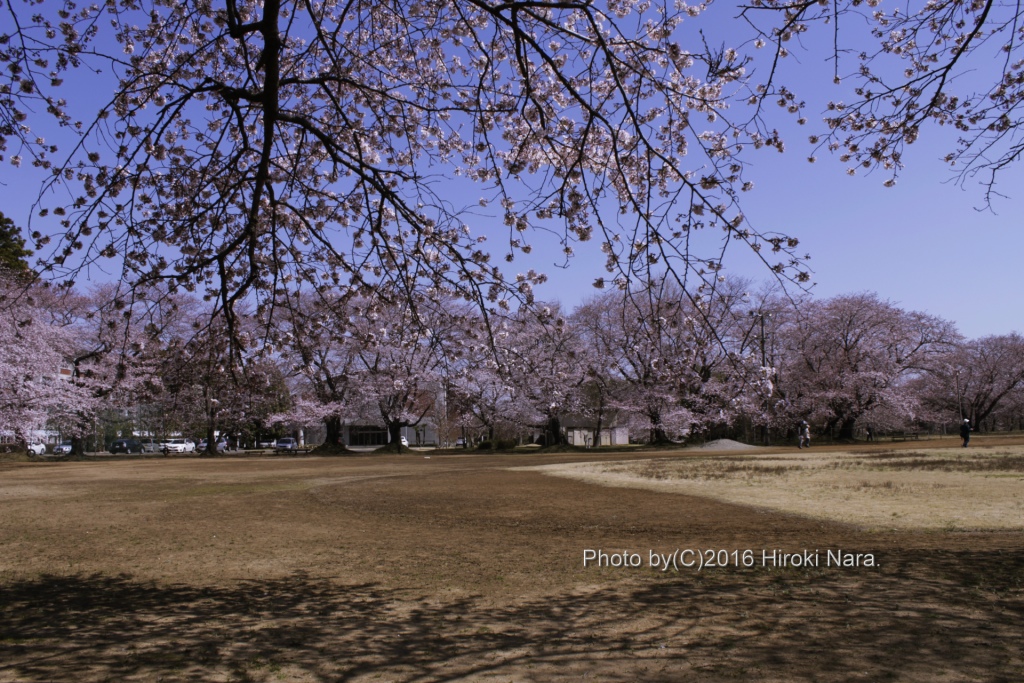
[3,271,1022,453]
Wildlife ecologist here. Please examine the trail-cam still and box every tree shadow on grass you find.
[1,548,1022,682]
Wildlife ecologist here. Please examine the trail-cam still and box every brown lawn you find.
[0,436,1022,681]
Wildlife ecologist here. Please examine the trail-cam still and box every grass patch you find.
[626,458,800,481]
[865,455,1024,473]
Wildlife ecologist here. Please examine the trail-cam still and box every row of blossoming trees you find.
[5,265,1023,454]
[0,269,290,454]
[289,279,1024,447]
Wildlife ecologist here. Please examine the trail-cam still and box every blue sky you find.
[515,152,1024,340]
[523,124,1024,339]
[3,1,1022,340]
[744,135,1024,340]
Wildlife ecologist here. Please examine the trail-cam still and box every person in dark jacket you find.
[959,419,971,448]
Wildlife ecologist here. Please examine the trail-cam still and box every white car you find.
[161,438,195,453]
[27,443,46,456]
[53,441,73,455]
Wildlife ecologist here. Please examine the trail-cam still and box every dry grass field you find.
[0,437,1022,681]
[525,444,1024,531]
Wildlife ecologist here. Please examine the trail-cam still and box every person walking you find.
[960,418,971,448]
[798,421,811,449]
[866,426,874,442]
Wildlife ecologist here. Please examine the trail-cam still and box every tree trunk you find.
[205,420,217,456]
[838,417,857,441]
[382,422,405,452]
[592,393,606,449]
[325,415,343,446]
[546,415,564,446]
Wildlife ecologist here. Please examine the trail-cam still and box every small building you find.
[562,415,630,447]
[340,422,438,447]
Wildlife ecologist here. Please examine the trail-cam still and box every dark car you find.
[110,438,144,454]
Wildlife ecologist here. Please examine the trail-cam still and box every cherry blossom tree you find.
[7,0,1024,449]
[914,334,1024,432]
[496,303,588,446]
[344,295,467,452]
[272,291,482,451]
[573,277,761,443]
[745,0,1024,204]
[777,293,959,440]
[724,285,802,443]
[153,303,294,454]
[272,293,365,450]
[0,271,91,446]
[0,1,85,165]
[445,325,522,446]
[986,376,1024,432]
[574,288,688,443]
[0,274,162,454]
[3,0,822,348]
[209,357,290,446]
[3,0,1022,344]
[61,284,170,454]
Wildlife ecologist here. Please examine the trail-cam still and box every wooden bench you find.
[275,446,313,455]
[890,431,919,442]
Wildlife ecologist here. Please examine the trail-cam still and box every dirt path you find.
[0,445,1021,681]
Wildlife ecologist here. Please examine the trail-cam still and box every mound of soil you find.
[691,438,763,451]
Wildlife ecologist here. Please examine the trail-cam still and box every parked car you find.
[257,437,277,449]
[275,437,298,452]
[138,438,161,453]
[27,443,46,456]
[110,438,144,454]
[196,438,227,452]
[53,441,73,455]
[160,438,195,454]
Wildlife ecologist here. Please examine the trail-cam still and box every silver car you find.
[139,438,161,453]
[275,437,298,452]
[53,441,73,455]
